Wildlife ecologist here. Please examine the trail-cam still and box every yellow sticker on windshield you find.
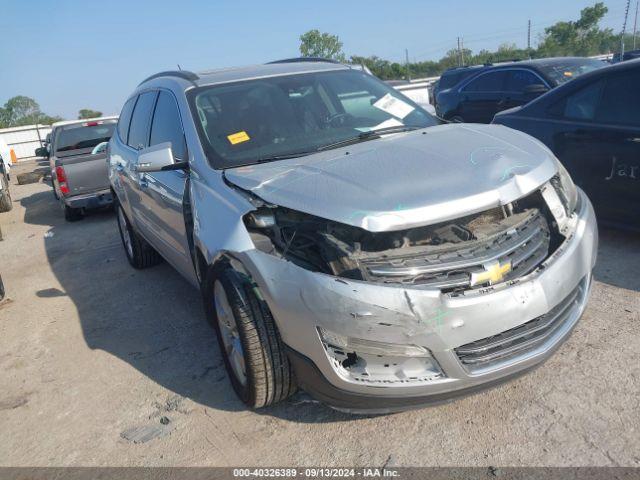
[563,71,573,77]
[227,131,250,145]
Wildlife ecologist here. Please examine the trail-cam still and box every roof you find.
[51,115,118,129]
[196,61,349,86]
[443,57,605,75]
[139,61,350,89]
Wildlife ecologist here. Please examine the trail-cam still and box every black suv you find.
[436,57,605,123]
[431,65,484,107]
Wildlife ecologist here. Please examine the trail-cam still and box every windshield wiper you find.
[254,151,316,163]
[317,125,422,152]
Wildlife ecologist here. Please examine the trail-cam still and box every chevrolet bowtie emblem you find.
[470,260,512,287]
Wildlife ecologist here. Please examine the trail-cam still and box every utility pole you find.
[457,37,461,67]
[622,0,631,59]
[634,0,639,50]
[405,48,411,81]
[527,19,532,58]
[461,37,465,66]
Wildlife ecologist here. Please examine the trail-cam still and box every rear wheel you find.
[62,202,83,221]
[116,203,161,269]
[0,174,12,213]
[205,266,296,408]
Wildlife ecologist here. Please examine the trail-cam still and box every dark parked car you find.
[436,57,605,123]
[493,59,640,230]
[431,65,483,108]
[612,49,640,63]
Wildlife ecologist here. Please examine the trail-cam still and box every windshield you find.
[55,123,116,154]
[538,59,605,85]
[189,69,439,168]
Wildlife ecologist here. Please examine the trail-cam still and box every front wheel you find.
[205,266,296,408]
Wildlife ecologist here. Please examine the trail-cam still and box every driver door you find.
[136,90,195,281]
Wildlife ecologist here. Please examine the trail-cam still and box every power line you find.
[622,0,632,58]
[634,0,639,50]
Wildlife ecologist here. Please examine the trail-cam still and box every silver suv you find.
[109,60,597,413]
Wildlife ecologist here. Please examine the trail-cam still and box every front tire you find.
[205,266,296,408]
[116,203,161,269]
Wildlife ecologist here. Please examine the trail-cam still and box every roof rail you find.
[138,70,199,86]
[267,57,343,65]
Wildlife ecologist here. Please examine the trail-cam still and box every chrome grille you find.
[455,278,587,372]
[360,210,550,291]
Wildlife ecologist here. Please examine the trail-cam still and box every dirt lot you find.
[0,161,639,467]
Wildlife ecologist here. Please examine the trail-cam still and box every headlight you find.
[554,161,579,214]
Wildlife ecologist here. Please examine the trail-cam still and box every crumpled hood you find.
[224,123,558,232]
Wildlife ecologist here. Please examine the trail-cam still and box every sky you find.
[0,0,632,120]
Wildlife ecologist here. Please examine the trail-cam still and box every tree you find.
[0,96,62,128]
[537,2,615,57]
[78,109,103,119]
[299,30,346,61]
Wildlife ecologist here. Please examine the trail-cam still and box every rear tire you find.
[205,266,296,408]
[0,174,12,213]
[63,203,83,221]
[116,203,161,269]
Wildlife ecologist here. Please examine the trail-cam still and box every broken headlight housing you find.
[318,327,430,357]
[318,327,445,384]
[553,162,579,215]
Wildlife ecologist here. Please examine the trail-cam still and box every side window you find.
[117,96,137,143]
[127,91,157,150]
[149,91,187,159]
[595,71,640,127]
[551,80,604,121]
[462,71,507,92]
[505,70,541,92]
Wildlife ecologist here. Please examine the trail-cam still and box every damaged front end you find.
[243,180,572,296]
[238,178,583,389]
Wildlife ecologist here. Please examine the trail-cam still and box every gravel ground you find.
[0,161,639,467]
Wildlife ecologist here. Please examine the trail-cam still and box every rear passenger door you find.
[137,90,195,279]
[458,71,508,123]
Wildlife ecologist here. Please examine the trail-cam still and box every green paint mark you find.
[500,164,529,181]
[425,308,449,334]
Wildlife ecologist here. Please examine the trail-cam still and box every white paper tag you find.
[355,118,404,133]
[373,93,414,119]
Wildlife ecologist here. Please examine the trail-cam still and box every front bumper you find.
[239,189,598,413]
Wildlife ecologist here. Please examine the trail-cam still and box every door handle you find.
[139,174,148,188]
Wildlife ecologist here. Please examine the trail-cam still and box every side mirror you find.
[35,146,48,157]
[523,84,549,95]
[135,142,187,172]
